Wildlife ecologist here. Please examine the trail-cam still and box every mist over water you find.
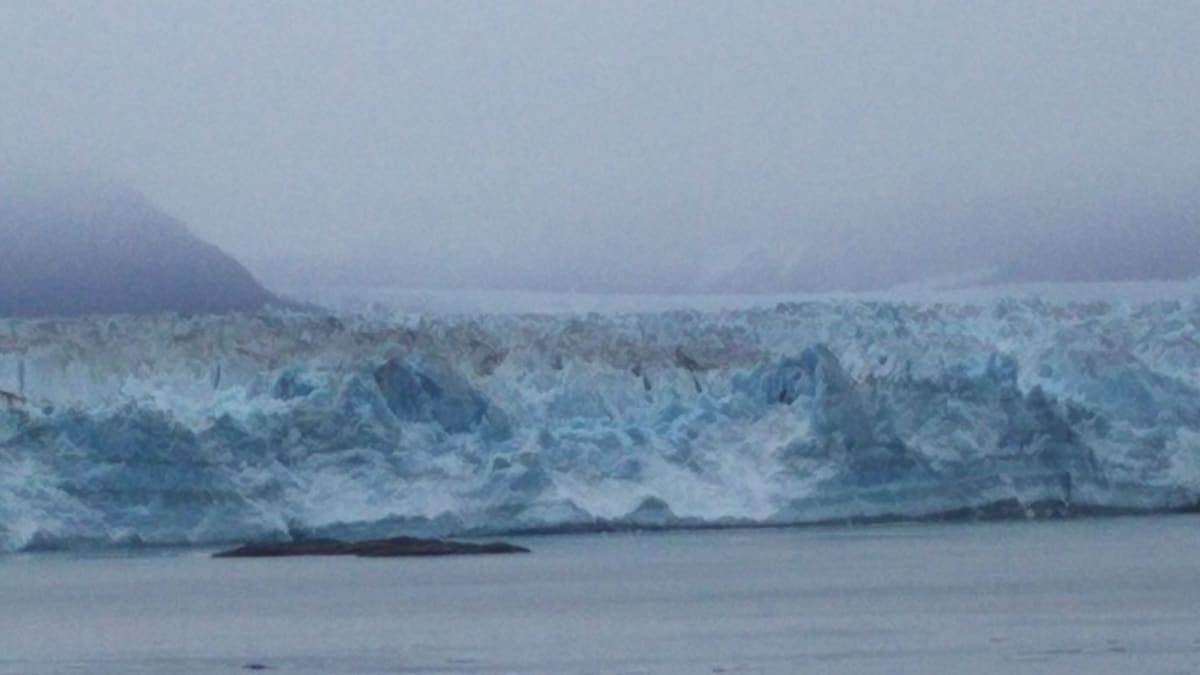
[1,1,1198,294]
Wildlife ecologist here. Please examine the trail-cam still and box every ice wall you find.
[2,295,1199,551]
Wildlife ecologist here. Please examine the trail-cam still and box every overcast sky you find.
[1,1,1197,293]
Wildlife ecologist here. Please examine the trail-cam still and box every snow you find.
[1,284,1199,551]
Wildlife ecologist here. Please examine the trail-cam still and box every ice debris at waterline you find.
[1,295,1200,552]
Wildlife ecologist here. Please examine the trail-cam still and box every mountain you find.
[0,178,277,317]
[705,195,1200,294]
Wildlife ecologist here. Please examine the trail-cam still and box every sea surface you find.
[1,517,1199,675]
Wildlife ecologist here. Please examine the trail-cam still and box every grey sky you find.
[2,1,1197,292]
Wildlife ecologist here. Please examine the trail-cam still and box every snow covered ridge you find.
[1,295,1199,551]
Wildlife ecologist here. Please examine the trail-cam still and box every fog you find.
[2,1,1197,294]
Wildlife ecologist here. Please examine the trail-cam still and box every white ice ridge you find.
[2,291,1199,551]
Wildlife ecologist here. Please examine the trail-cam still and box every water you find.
[2,517,1199,674]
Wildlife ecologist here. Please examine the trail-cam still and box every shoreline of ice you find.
[2,282,1199,552]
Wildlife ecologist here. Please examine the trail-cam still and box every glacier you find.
[2,290,1200,551]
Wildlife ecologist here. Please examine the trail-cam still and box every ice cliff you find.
[2,294,1199,551]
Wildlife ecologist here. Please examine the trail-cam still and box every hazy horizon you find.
[2,1,1198,294]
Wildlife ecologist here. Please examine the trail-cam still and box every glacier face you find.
[1,294,1200,551]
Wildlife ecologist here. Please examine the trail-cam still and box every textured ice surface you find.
[1,289,1200,550]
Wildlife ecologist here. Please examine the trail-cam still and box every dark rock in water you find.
[213,536,530,558]
[0,177,278,317]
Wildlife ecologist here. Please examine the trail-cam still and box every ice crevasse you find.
[1,295,1199,551]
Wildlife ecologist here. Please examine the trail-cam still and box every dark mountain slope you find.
[0,180,277,317]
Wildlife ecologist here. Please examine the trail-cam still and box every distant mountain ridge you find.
[0,180,277,317]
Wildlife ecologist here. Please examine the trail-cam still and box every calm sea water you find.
[2,517,1199,675]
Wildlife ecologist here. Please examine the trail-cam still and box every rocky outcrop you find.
[213,536,530,558]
